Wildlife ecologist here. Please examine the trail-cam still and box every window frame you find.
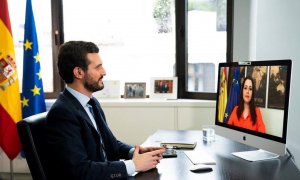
[47,0,64,99]
[175,0,234,100]
[49,0,233,100]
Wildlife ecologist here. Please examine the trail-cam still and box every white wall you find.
[102,99,216,145]
[261,109,284,137]
[234,0,300,169]
[233,0,255,60]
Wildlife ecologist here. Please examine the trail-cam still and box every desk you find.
[129,130,300,180]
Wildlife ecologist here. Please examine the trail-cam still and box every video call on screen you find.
[217,64,289,138]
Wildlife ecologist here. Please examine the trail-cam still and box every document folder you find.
[160,141,197,149]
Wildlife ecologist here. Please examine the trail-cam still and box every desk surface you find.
[129,130,300,180]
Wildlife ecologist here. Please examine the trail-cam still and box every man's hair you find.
[57,41,99,83]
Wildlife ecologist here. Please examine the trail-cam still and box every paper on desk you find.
[184,150,216,165]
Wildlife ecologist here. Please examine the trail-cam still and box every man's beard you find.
[84,75,104,92]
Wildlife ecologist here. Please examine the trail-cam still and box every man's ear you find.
[73,67,84,79]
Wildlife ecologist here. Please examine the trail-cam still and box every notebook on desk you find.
[160,141,197,149]
[184,150,216,165]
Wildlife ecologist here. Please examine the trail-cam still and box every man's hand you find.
[139,146,165,154]
[132,145,165,172]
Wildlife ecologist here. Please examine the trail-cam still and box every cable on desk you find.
[286,147,295,161]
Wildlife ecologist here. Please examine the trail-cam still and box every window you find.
[176,0,233,99]
[63,0,176,95]
[9,0,232,99]
[8,0,61,99]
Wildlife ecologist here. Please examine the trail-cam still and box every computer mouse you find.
[189,164,213,173]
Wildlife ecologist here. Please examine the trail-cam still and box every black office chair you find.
[17,112,48,180]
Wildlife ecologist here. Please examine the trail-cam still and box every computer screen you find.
[215,59,292,161]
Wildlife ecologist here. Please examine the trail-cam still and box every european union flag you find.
[223,67,240,124]
[21,0,46,118]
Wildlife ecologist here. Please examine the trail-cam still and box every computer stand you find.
[232,149,279,162]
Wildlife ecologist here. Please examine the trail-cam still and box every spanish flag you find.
[218,67,227,122]
[0,0,22,160]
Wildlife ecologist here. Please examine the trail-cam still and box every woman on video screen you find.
[228,77,266,133]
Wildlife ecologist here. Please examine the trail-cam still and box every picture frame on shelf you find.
[150,77,177,99]
[124,82,146,99]
[93,80,120,99]
[267,65,287,110]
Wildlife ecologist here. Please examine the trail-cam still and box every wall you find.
[261,109,284,137]
[234,0,300,169]
[102,99,215,145]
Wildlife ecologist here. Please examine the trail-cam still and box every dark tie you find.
[87,98,107,161]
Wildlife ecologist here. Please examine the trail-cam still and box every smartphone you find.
[162,149,177,158]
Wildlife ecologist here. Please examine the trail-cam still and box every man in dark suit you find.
[43,41,165,179]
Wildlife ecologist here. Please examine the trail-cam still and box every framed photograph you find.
[267,66,287,109]
[93,80,120,99]
[124,82,146,99]
[150,77,177,99]
[246,66,268,107]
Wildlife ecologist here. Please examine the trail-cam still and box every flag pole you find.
[10,160,14,180]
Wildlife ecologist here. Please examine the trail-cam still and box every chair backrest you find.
[17,112,48,180]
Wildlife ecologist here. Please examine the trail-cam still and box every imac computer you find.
[215,59,292,161]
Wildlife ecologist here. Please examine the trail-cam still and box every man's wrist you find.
[124,160,136,176]
[128,147,135,159]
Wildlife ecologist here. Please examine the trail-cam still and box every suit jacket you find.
[41,89,133,180]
